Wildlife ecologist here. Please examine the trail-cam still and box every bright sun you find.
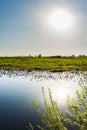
[46,8,74,32]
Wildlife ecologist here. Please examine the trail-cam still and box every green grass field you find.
[0,56,87,72]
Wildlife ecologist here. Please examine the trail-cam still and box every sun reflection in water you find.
[43,79,81,106]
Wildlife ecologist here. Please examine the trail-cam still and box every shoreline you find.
[0,57,87,72]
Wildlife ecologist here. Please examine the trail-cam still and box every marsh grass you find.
[0,56,87,71]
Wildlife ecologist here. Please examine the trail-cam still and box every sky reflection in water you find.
[0,70,86,130]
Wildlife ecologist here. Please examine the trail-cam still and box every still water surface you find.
[0,70,86,130]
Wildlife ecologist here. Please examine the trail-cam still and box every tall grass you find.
[27,85,87,130]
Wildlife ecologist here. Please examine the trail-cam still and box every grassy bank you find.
[0,56,87,72]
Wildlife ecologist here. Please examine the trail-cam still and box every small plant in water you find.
[27,85,87,130]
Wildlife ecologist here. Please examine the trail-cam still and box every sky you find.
[0,0,87,56]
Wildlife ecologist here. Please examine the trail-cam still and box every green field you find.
[0,56,87,72]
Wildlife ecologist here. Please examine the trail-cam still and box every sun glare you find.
[47,79,81,105]
[46,8,74,32]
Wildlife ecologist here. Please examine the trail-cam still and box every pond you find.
[0,70,87,130]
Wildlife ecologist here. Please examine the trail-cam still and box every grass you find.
[27,85,87,130]
[0,56,87,72]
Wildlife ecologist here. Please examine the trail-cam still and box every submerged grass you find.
[0,56,87,71]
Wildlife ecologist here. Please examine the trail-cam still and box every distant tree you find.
[38,54,42,58]
[70,55,75,58]
[28,54,33,57]
[50,55,62,58]
[34,55,37,58]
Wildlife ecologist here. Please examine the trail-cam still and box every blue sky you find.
[0,0,87,56]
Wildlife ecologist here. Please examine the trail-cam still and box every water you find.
[0,70,87,130]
